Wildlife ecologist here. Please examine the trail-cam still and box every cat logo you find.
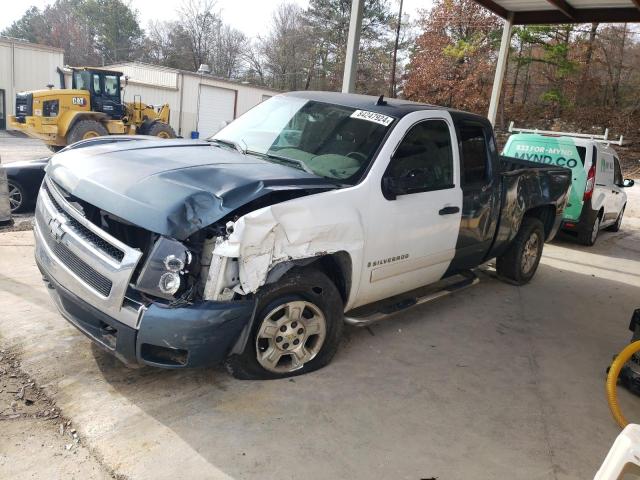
[72,97,86,106]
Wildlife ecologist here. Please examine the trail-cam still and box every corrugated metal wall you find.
[109,63,278,137]
[0,39,64,129]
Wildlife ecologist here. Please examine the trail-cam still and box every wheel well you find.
[311,252,352,305]
[524,205,556,239]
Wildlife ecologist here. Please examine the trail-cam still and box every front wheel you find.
[496,217,545,286]
[225,268,344,380]
[67,119,109,145]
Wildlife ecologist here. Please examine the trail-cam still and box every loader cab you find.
[71,68,125,120]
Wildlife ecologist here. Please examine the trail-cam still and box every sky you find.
[0,0,433,39]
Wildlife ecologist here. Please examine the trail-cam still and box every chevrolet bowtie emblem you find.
[48,218,65,242]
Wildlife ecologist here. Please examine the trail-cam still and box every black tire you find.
[47,145,65,153]
[67,119,109,145]
[496,217,545,286]
[225,268,344,380]
[578,210,602,246]
[606,205,625,232]
[7,179,28,213]
[146,122,176,139]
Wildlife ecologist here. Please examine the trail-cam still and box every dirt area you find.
[0,348,115,479]
[0,131,51,164]
[1,213,35,233]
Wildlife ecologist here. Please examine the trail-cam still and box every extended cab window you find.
[386,120,453,192]
[459,124,489,185]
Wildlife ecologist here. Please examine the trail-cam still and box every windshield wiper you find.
[208,138,246,154]
[257,152,316,175]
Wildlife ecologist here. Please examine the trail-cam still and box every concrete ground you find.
[0,131,51,164]
[1,187,639,479]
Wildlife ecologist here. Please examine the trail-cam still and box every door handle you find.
[439,206,460,215]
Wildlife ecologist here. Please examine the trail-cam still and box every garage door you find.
[197,85,236,138]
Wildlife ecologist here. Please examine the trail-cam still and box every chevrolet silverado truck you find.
[34,92,571,379]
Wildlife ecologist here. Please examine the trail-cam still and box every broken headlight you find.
[135,237,192,300]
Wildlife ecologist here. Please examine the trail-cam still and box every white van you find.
[503,129,634,246]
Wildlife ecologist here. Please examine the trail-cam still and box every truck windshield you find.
[211,96,394,183]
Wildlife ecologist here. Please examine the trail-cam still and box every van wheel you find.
[579,211,601,246]
[496,217,545,286]
[225,268,343,380]
[146,122,176,139]
[67,119,108,145]
[606,205,625,232]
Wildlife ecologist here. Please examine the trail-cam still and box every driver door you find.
[356,112,462,307]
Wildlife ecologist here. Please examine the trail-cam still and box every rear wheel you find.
[225,268,344,380]
[67,119,108,145]
[146,122,176,139]
[579,211,601,246]
[47,145,65,153]
[496,217,545,286]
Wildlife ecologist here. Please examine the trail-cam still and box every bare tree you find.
[178,0,221,70]
[260,3,315,90]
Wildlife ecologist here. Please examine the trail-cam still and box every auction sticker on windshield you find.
[350,110,394,126]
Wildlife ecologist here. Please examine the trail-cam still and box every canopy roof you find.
[473,0,640,24]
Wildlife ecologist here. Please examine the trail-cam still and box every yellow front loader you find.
[9,67,175,151]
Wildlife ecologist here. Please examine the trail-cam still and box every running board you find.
[344,271,479,327]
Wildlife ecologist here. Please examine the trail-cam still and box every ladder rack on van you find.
[508,122,627,146]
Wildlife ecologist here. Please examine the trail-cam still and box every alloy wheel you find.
[591,216,601,244]
[255,300,327,373]
[7,182,22,212]
[521,232,540,275]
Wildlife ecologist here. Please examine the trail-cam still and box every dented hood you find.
[47,139,339,240]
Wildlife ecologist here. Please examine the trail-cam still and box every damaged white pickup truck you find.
[34,92,571,379]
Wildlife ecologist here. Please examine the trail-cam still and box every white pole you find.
[342,0,364,93]
[487,13,514,126]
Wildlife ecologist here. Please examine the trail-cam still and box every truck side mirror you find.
[623,178,635,188]
[381,176,409,201]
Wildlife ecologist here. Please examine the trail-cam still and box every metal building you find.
[104,62,279,138]
[0,37,64,131]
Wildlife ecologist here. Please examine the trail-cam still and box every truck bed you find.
[487,156,572,260]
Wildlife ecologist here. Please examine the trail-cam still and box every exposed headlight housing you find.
[135,237,191,300]
[159,272,181,295]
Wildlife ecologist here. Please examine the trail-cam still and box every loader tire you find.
[146,122,176,139]
[67,120,108,145]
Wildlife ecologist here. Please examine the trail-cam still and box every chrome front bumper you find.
[34,177,145,330]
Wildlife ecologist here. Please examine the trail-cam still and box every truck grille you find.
[43,232,113,297]
[42,182,125,262]
[34,176,144,329]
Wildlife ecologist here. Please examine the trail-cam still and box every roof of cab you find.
[283,91,491,126]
